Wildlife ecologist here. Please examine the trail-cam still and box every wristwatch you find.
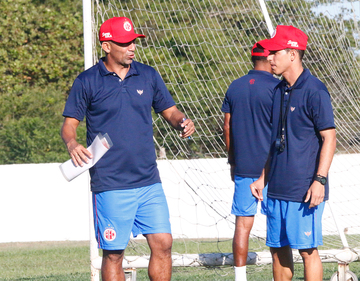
[314,174,327,185]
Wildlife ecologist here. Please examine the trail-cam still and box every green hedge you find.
[0,0,85,164]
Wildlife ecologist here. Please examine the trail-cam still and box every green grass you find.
[0,240,359,280]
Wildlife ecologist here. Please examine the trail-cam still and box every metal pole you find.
[257,0,275,36]
[83,0,93,70]
[82,1,99,280]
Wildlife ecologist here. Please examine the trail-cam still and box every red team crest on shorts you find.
[104,228,117,241]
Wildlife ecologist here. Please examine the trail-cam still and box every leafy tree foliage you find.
[0,0,85,164]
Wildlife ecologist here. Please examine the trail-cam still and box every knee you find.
[160,234,173,253]
[148,233,173,256]
[299,248,319,261]
[103,249,125,264]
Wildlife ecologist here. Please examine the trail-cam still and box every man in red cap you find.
[222,41,280,281]
[251,25,336,281]
[61,17,195,281]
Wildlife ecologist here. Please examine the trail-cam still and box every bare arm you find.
[250,148,272,201]
[61,117,92,167]
[160,106,195,138]
[305,128,336,208]
[223,113,232,157]
[223,113,235,181]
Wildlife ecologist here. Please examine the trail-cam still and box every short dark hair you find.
[285,48,305,60]
[251,56,268,66]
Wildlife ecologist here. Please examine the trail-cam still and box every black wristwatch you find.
[314,174,327,185]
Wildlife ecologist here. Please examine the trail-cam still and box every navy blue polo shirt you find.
[268,69,335,202]
[63,58,175,192]
[222,70,280,177]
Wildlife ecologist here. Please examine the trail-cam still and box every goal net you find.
[89,0,360,278]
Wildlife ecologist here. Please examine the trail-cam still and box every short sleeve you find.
[62,78,89,121]
[309,89,335,131]
[221,90,231,113]
[151,70,176,113]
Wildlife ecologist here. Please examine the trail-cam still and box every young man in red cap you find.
[222,41,280,281]
[251,25,336,281]
[61,17,195,281]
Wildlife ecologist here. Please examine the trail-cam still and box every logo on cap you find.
[102,32,112,39]
[124,21,132,32]
[287,40,299,48]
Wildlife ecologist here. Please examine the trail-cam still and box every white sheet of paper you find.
[59,133,112,182]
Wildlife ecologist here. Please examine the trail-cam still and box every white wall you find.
[0,154,359,243]
[0,163,90,242]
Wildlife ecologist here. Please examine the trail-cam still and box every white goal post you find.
[83,0,360,280]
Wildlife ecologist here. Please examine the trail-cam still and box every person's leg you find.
[233,216,254,281]
[233,215,255,266]
[299,248,323,281]
[93,190,138,281]
[232,176,263,280]
[266,199,294,281]
[145,233,173,281]
[285,202,325,281]
[271,246,294,281]
[133,183,173,280]
[101,249,125,281]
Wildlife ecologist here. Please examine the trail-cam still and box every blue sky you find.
[311,0,360,20]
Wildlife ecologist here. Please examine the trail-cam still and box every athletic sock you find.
[234,266,247,281]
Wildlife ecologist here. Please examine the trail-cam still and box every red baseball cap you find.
[257,25,308,51]
[99,17,145,43]
[251,40,270,57]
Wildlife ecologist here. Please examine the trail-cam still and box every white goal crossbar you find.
[89,247,359,270]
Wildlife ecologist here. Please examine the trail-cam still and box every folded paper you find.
[60,133,113,181]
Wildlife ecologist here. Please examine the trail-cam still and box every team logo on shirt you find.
[137,89,144,95]
[287,40,299,48]
[124,21,132,32]
[249,79,255,85]
[304,231,312,237]
[291,106,295,112]
[104,228,116,241]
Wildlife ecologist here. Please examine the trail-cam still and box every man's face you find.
[105,39,136,66]
[267,49,292,76]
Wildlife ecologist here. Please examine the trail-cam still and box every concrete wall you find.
[1,154,359,243]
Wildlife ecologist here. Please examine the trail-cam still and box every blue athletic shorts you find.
[92,183,171,250]
[266,198,325,249]
[231,176,268,216]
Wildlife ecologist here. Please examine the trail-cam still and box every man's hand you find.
[61,117,93,167]
[180,118,195,138]
[304,181,325,208]
[67,139,92,167]
[250,178,265,201]
[160,106,195,138]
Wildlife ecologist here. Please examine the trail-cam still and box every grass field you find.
[0,240,359,280]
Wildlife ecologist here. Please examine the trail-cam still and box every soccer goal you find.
[83,0,360,280]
